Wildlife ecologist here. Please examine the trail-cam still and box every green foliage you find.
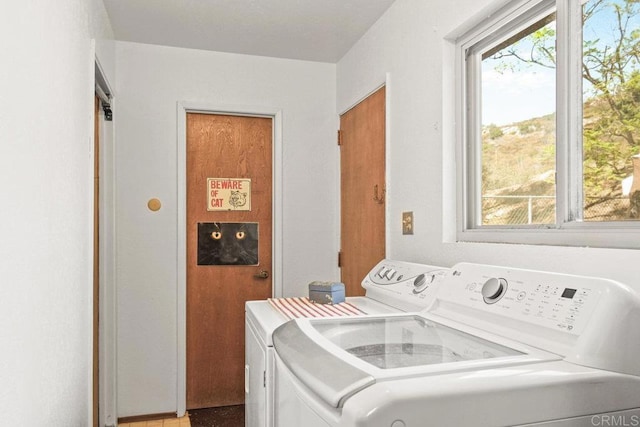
[583,131,631,196]
[486,124,504,139]
[579,1,640,198]
[582,71,640,197]
[488,0,640,204]
[518,122,536,134]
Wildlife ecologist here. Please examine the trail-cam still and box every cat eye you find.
[235,231,246,239]
[211,231,222,240]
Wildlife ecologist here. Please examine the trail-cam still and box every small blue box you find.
[308,281,346,305]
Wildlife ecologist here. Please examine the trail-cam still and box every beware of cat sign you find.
[207,178,251,211]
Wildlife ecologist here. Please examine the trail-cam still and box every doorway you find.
[94,59,116,427]
[177,104,283,416]
[339,86,386,296]
[183,111,275,410]
[93,95,100,427]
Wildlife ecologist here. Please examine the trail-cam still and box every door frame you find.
[93,52,117,427]
[176,102,283,416]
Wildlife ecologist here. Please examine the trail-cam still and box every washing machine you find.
[245,259,448,427]
[273,262,640,427]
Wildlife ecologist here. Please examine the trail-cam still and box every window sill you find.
[457,225,640,249]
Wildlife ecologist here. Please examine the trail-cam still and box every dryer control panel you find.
[361,259,448,312]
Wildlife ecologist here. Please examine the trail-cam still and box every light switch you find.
[402,211,413,235]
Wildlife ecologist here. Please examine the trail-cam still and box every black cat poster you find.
[197,222,259,266]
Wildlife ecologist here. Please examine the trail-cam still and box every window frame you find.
[455,0,640,249]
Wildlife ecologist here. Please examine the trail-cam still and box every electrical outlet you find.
[402,211,414,235]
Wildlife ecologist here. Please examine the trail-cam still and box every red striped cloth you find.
[268,297,365,319]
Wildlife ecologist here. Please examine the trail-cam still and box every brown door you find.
[186,113,273,409]
[340,87,386,296]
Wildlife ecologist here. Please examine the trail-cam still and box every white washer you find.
[273,262,640,427]
[245,260,448,427]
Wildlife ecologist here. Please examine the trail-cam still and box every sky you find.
[481,0,639,126]
[482,63,555,126]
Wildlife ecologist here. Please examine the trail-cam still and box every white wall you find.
[91,0,116,85]
[337,0,640,289]
[114,41,337,416]
[0,0,113,425]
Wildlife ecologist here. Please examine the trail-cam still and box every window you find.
[456,0,640,248]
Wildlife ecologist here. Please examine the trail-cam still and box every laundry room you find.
[3,0,640,426]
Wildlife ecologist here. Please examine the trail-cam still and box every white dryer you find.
[245,260,448,427]
[273,262,640,427]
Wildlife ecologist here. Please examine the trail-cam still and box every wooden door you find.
[186,113,273,409]
[340,87,386,296]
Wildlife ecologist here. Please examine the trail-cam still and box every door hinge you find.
[337,130,342,146]
[338,251,342,268]
[263,371,266,388]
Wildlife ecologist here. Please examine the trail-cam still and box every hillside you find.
[481,112,631,224]
[482,113,556,197]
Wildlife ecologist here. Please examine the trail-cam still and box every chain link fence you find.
[584,197,634,221]
[482,195,635,225]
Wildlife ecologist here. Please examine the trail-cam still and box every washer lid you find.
[311,315,521,370]
[273,320,375,408]
[273,313,560,408]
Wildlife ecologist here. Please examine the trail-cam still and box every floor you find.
[189,405,245,427]
[118,415,191,427]
[119,406,244,427]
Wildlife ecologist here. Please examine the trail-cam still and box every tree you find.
[490,0,640,214]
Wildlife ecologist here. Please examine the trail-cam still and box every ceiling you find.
[102,0,397,63]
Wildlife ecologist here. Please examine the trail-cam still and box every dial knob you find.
[413,274,426,289]
[481,277,508,304]
[413,273,434,294]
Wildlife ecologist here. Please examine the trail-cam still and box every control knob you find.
[481,277,508,304]
[413,273,434,294]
